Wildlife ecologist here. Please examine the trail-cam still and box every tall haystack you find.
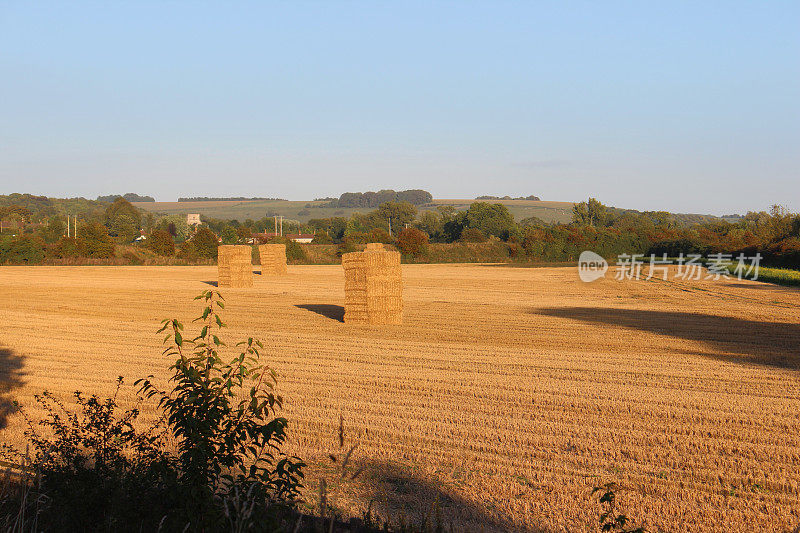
[342,249,402,325]
[365,242,385,251]
[217,245,253,288]
[258,244,288,275]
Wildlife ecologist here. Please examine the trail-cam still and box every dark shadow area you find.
[338,460,548,533]
[201,280,219,287]
[0,347,25,429]
[295,304,345,322]
[535,307,800,370]
[253,270,261,275]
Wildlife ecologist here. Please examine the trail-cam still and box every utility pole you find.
[74,216,77,239]
[388,218,392,238]
[67,214,70,238]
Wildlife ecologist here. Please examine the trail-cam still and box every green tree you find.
[236,226,252,244]
[156,215,189,242]
[42,216,66,243]
[415,211,443,241]
[375,201,417,235]
[464,202,516,239]
[148,229,175,256]
[220,225,237,245]
[572,197,608,227]
[105,198,142,243]
[311,231,333,244]
[188,226,219,259]
[0,235,46,263]
[81,222,116,258]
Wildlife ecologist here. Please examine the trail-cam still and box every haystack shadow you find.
[201,281,219,287]
[535,307,800,370]
[295,304,345,322]
[0,347,25,429]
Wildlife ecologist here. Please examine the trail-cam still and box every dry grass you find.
[342,249,402,325]
[258,244,288,276]
[217,245,253,288]
[0,265,799,531]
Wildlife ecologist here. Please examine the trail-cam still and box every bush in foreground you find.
[1,290,304,532]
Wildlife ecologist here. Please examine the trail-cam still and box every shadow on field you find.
[201,281,219,287]
[0,347,24,429]
[536,307,800,370]
[295,304,345,322]
[344,460,541,533]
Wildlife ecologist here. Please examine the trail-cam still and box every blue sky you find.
[1,1,798,214]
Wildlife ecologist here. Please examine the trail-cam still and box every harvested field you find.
[0,265,799,531]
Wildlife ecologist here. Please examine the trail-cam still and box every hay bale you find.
[217,245,253,288]
[342,249,402,325]
[258,244,287,275]
[365,242,385,251]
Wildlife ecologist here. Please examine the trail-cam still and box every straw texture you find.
[365,242,385,251]
[258,244,288,275]
[217,245,254,288]
[342,249,402,324]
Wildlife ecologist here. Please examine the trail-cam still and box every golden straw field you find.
[1,264,799,531]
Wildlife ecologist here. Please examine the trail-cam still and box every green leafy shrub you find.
[6,380,177,532]
[2,291,305,532]
[592,482,646,532]
[137,290,305,509]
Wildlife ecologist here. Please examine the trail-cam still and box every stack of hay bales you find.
[365,242,385,251]
[217,245,253,288]
[342,248,402,324]
[258,243,287,275]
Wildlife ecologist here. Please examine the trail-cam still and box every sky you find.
[1,1,798,215]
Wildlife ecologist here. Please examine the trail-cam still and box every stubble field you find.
[1,264,798,531]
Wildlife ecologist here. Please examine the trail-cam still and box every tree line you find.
[97,193,155,203]
[1,193,798,270]
[323,189,433,208]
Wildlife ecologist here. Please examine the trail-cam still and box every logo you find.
[578,251,608,282]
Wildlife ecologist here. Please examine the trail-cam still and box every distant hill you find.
[131,197,577,224]
[177,196,286,202]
